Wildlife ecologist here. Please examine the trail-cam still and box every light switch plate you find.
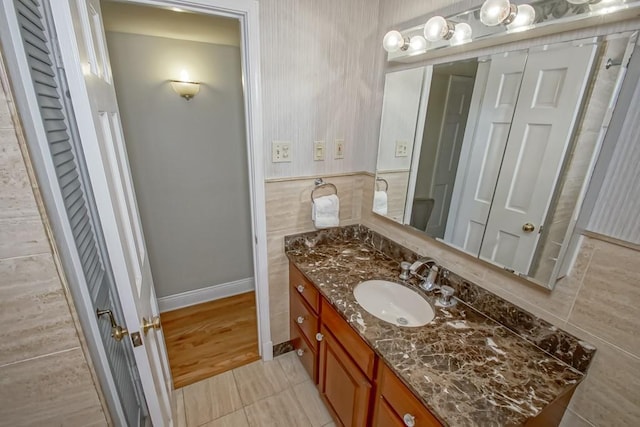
[334,139,345,159]
[395,140,409,157]
[314,140,325,161]
[272,141,292,163]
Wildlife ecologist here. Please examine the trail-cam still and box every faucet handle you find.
[399,261,412,280]
[437,285,456,307]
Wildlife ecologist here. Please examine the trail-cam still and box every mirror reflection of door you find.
[479,44,597,274]
[446,52,527,253]
[411,63,476,237]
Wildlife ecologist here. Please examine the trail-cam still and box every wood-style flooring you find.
[162,292,260,389]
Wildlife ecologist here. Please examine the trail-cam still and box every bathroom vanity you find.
[285,225,595,427]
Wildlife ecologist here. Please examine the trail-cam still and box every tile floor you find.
[174,351,336,427]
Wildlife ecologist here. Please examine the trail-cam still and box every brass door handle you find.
[142,316,162,335]
[97,308,129,342]
[522,223,535,233]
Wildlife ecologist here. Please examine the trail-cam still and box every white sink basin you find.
[353,280,435,327]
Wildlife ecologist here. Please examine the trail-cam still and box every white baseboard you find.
[158,277,254,312]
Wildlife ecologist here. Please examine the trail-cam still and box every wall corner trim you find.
[157,277,255,312]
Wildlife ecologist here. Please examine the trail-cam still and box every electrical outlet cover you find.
[272,141,292,163]
[335,139,345,159]
[395,140,409,157]
[314,140,325,161]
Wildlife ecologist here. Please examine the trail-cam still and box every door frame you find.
[0,0,270,423]
[113,0,271,357]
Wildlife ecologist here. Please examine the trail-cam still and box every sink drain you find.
[396,317,408,326]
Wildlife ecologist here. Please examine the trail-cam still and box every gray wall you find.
[106,32,253,298]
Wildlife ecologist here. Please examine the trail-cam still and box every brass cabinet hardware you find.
[142,316,162,335]
[522,222,535,233]
[97,308,129,342]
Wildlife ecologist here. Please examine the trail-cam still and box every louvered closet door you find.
[13,1,146,425]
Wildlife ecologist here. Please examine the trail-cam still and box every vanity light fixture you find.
[170,70,200,101]
[382,31,428,53]
[507,4,536,30]
[480,0,518,26]
[383,30,409,52]
[423,16,455,42]
[409,35,428,52]
[450,23,473,46]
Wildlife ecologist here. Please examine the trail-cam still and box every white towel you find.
[373,191,388,216]
[312,194,340,228]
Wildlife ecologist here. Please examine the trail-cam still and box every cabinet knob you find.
[315,333,324,342]
[296,316,305,324]
[296,349,304,357]
[403,413,416,427]
[296,284,305,293]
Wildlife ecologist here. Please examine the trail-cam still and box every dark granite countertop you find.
[285,225,590,427]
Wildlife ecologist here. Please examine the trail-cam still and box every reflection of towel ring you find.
[311,178,338,202]
[376,178,389,192]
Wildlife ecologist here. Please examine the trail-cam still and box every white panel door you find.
[425,75,474,238]
[50,1,173,425]
[448,52,528,254]
[480,44,597,274]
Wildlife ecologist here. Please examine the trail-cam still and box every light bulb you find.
[423,16,455,42]
[450,23,473,46]
[179,69,190,82]
[507,4,535,30]
[383,30,407,53]
[480,0,516,26]
[409,35,427,52]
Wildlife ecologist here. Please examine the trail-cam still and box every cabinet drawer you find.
[377,363,442,427]
[321,298,375,379]
[290,263,319,313]
[290,288,319,350]
[291,323,317,383]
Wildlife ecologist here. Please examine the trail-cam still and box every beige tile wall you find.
[358,174,640,427]
[265,173,367,344]
[0,56,108,426]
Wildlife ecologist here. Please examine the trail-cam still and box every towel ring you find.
[311,178,338,202]
[376,178,389,192]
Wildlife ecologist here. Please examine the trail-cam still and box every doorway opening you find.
[101,0,260,388]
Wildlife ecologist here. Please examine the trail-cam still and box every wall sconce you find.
[170,70,200,101]
[480,0,518,26]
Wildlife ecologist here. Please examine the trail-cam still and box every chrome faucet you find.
[411,261,457,307]
[421,265,440,292]
[409,257,437,280]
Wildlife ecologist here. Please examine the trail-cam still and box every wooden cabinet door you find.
[318,325,372,427]
[372,396,406,427]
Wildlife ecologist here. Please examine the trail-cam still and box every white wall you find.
[259,0,383,178]
[106,32,253,298]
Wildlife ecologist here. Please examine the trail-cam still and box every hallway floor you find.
[162,292,261,388]
[174,352,335,427]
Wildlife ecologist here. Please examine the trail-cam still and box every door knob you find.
[97,308,129,342]
[522,222,535,233]
[142,316,162,335]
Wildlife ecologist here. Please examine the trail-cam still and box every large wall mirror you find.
[373,29,638,288]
